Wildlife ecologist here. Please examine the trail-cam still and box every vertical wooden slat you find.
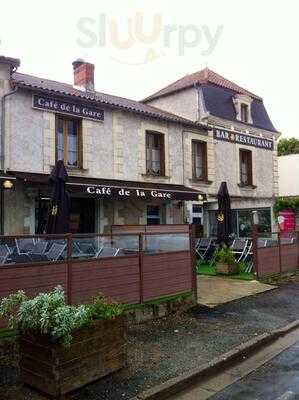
[189,224,197,301]
[139,233,144,304]
[252,224,259,278]
[66,233,73,304]
[278,231,282,274]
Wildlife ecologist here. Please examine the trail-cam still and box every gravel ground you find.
[8,281,299,400]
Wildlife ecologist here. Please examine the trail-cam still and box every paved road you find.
[210,340,299,400]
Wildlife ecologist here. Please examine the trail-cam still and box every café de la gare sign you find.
[214,128,273,150]
[67,183,201,201]
[33,95,104,121]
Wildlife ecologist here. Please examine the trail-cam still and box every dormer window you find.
[240,104,249,123]
[233,94,253,124]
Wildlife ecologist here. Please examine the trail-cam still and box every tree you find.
[277,137,299,156]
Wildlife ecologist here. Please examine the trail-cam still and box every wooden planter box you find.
[19,316,126,398]
[216,262,239,275]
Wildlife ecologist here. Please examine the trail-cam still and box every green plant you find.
[215,245,235,264]
[277,137,299,156]
[0,286,124,347]
[273,197,298,216]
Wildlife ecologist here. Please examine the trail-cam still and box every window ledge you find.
[238,183,257,190]
[50,165,89,172]
[189,178,213,185]
[141,173,170,179]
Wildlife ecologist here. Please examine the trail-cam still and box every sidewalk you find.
[15,281,299,400]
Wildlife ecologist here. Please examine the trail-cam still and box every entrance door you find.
[35,197,95,234]
[69,198,95,233]
[146,205,167,225]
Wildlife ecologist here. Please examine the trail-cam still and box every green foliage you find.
[273,197,299,216]
[277,137,299,156]
[0,286,123,347]
[88,295,124,320]
[215,245,235,264]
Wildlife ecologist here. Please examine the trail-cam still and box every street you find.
[210,340,299,400]
[170,328,299,400]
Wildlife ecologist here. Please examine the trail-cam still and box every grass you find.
[197,261,255,281]
[0,329,17,338]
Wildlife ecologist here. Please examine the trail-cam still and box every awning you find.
[10,171,206,201]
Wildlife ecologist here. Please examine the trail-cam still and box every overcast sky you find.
[1,0,298,137]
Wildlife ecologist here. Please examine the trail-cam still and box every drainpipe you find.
[1,86,18,172]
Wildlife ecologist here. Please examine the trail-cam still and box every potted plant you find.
[0,286,126,397]
[215,245,239,275]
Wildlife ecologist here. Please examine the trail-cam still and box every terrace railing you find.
[0,226,197,326]
[252,229,299,278]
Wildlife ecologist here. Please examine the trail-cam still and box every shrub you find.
[0,286,124,347]
[215,245,235,264]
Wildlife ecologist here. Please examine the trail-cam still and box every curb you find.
[133,319,299,400]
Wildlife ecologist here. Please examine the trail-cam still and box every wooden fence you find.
[253,230,299,277]
[0,227,197,322]
[111,224,190,234]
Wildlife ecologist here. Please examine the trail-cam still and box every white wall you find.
[278,154,299,196]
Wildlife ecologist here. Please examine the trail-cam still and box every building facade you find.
[0,56,280,237]
[143,68,280,236]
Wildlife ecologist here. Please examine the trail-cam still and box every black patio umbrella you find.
[217,181,232,246]
[45,160,70,234]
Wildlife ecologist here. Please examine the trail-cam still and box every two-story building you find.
[0,55,208,235]
[143,68,280,237]
[0,55,280,236]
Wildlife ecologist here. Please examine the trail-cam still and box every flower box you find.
[20,316,126,397]
[216,262,239,275]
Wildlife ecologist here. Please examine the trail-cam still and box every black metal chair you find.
[0,244,10,264]
[15,238,36,254]
[230,238,249,262]
[195,238,212,261]
[96,247,120,257]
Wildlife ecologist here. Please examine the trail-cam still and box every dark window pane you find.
[192,204,202,213]
[147,206,160,225]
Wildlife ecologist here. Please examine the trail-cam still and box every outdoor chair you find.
[258,238,268,247]
[29,240,48,255]
[0,244,10,264]
[280,237,295,245]
[242,242,253,273]
[195,238,212,261]
[30,243,66,262]
[76,241,96,257]
[96,247,120,258]
[15,238,36,254]
[230,238,249,262]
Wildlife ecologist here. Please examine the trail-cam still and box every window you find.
[192,204,202,213]
[208,208,271,238]
[192,140,207,180]
[56,116,82,167]
[239,149,252,186]
[147,205,161,225]
[240,104,249,123]
[146,132,165,175]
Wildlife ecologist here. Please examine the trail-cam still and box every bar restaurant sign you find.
[213,128,273,151]
[33,95,104,121]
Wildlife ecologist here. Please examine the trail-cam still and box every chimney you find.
[72,59,95,91]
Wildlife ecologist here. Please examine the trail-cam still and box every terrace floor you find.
[197,275,276,308]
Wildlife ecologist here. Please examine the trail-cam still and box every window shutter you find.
[160,134,165,176]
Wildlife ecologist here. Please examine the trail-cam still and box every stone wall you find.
[145,87,199,121]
